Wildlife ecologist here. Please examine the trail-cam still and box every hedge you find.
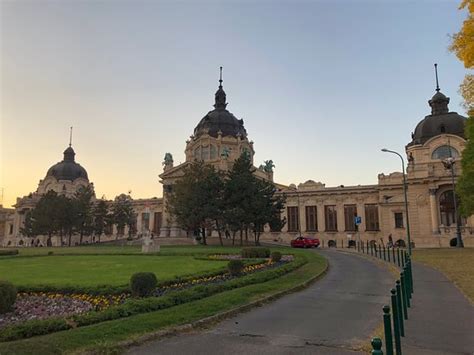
[0,255,304,342]
[241,247,271,258]
[0,249,19,256]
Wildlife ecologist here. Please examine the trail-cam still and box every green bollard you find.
[396,280,405,336]
[379,245,382,259]
[383,244,386,261]
[391,288,402,355]
[383,305,394,355]
[371,337,384,355]
[397,248,401,267]
[408,260,414,294]
[388,246,391,262]
[401,271,410,309]
[401,250,405,267]
[403,266,412,301]
[392,247,396,264]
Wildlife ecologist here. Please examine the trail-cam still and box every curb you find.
[107,258,329,353]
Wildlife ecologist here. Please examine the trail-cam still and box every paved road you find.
[404,262,474,355]
[128,250,393,355]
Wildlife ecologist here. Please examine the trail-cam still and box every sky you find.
[0,0,470,208]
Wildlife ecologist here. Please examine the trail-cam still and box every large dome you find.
[193,69,247,139]
[46,146,89,181]
[409,90,467,146]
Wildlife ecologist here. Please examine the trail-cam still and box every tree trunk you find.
[232,231,236,246]
[47,233,52,247]
[256,231,261,246]
[216,220,223,246]
[239,229,243,246]
[201,228,207,245]
[245,228,248,243]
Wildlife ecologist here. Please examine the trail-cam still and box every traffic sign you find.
[354,216,362,225]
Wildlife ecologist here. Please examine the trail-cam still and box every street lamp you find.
[441,157,464,248]
[381,148,412,255]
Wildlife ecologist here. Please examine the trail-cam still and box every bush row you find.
[0,249,19,256]
[0,255,305,342]
[241,247,271,258]
[0,281,17,314]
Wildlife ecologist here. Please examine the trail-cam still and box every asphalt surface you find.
[128,250,393,355]
[403,262,474,355]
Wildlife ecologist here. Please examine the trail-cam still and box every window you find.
[153,212,162,234]
[287,207,299,232]
[344,205,357,231]
[365,204,380,231]
[9,224,13,235]
[439,190,457,226]
[305,206,317,231]
[141,212,150,232]
[201,146,210,160]
[194,147,201,160]
[324,205,337,231]
[394,212,404,228]
[432,145,459,160]
[210,145,217,159]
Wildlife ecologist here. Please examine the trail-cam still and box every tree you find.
[167,162,223,245]
[73,185,95,244]
[92,198,109,243]
[111,193,135,239]
[450,1,474,110]
[457,113,474,216]
[26,190,62,246]
[56,195,76,246]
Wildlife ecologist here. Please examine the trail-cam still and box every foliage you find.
[92,198,111,241]
[0,317,71,342]
[241,247,271,258]
[167,161,224,245]
[0,249,19,256]
[450,1,474,110]
[111,194,136,238]
[457,115,474,216]
[227,260,244,275]
[129,272,158,297]
[73,185,95,244]
[0,281,17,314]
[271,251,282,262]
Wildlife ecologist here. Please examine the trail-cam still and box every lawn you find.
[0,255,228,287]
[0,247,327,355]
[413,248,474,303]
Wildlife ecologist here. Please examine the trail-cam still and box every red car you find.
[291,236,320,248]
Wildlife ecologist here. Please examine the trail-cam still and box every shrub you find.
[0,249,19,256]
[130,272,158,297]
[449,238,457,247]
[271,251,282,263]
[241,247,271,258]
[0,317,71,342]
[0,281,17,314]
[228,260,244,276]
[47,251,54,256]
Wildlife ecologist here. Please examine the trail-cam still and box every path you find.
[128,250,393,354]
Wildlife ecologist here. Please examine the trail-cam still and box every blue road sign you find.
[354,216,362,225]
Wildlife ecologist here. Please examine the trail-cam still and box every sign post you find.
[354,216,362,247]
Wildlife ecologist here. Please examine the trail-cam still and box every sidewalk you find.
[403,262,474,355]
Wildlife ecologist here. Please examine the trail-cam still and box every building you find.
[3,70,473,248]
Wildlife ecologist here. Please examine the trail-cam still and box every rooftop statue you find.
[263,160,275,173]
[163,153,174,166]
[221,147,231,159]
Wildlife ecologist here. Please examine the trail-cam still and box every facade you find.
[3,72,473,248]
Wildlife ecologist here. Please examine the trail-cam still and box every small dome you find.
[409,90,467,146]
[46,146,89,181]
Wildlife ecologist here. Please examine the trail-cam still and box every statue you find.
[263,160,275,173]
[221,147,231,159]
[142,230,160,254]
[163,153,174,167]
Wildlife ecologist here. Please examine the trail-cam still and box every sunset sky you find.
[0,0,470,208]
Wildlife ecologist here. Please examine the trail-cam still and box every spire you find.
[434,63,440,92]
[428,63,449,115]
[69,126,73,147]
[63,126,76,162]
[214,66,227,110]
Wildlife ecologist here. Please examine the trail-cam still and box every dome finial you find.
[434,63,440,92]
[219,66,223,88]
[69,126,73,147]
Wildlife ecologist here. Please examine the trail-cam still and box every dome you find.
[46,146,89,181]
[193,67,247,139]
[194,109,247,139]
[409,90,467,146]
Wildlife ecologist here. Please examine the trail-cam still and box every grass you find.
[0,248,327,355]
[0,255,228,287]
[412,248,474,303]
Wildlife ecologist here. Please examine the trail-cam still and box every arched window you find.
[439,190,457,226]
[194,147,201,160]
[210,145,217,159]
[432,145,459,160]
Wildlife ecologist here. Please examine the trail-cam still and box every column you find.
[429,188,439,234]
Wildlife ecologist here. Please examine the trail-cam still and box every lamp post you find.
[381,149,412,255]
[441,157,464,248]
